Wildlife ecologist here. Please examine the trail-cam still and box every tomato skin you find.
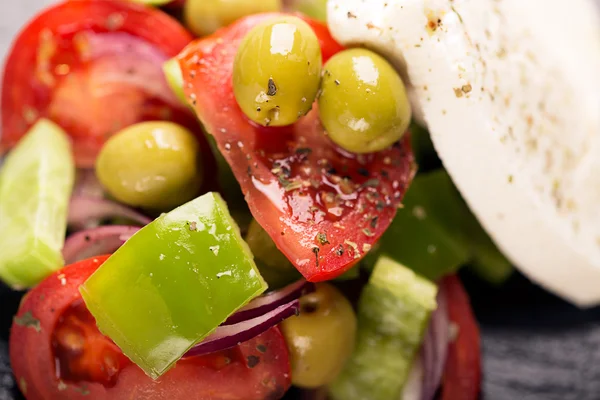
[10,256,292,400]
[178,13,415,282]
[441,275,482,400]
[0,0,197,167]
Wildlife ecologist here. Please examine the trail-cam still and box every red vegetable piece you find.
[0,0,207,167]
[441,275,482,400]
[10,255,292,400]
[178,13,415,282]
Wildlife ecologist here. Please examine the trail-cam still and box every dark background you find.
[3,271,600,400]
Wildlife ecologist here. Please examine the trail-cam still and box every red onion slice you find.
[420,283,450,400]
[184,299,300,358]
[74,169,105,199]
[224,280,314,325]
[63,225,139,264]
[68,196,152,231]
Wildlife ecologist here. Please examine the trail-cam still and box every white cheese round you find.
[328,0,600,306]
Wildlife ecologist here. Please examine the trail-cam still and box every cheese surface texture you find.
[328,0,600,305]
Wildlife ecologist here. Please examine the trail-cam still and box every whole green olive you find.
[96,121,202,210]
[318,48,412,153]
[184,0,282,38]
[281,283,357,388]
[233,16,322,127]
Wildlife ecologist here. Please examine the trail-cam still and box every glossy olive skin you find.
[184,0,282,38]
[233,16,322,127]
[318,48,412,153]
[96,122,202,210]
[281,283,357,388]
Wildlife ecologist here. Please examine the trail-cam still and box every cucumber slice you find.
[163,57,188,106]
[0,119,75,288]
[329,256,437,400]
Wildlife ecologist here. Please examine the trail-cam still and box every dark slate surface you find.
[2,272,600,400]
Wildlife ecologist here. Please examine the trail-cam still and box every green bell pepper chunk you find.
[80,192,267,379]
[366,170,513,282]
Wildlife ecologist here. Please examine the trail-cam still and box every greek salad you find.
[0,0,518,399]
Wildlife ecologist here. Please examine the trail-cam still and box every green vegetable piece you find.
[245,219,300,289]
[329,256,437,400]
[233,16,322,127]
[80,192,267,379]
[281,283,357,388]
[286,0,327,21]
[163,57,188,106]
[0,119,74,289]
[185,0,282,37]
[96,121,203,211]
[318,48,411,154]
[367,169,512,283]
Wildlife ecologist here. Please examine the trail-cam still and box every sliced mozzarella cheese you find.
[328,0,600,306]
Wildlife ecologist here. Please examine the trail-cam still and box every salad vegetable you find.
[80,192,267,379]
[0,119,74,289]
[10,255,291,400]
[178,13,416,282]
[329,256,437,400]
[233,16,322,127]
[0,0,200,167]
[318,48,412,154]
[281,283,357,388]
[184,0,282,37]
[95,121,203,210]
[162,57,188,105]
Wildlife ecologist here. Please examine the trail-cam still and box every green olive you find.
[286,0,327,22]
[281,283,357,388]
[96,122,202,210]
[318,48,412,153]
[184,0,282,38]
[233,16,322,127]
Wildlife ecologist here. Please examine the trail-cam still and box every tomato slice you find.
[1,0,201,167]
[10,256,291,400]
[178,14,416,282]
[441,275,482,400]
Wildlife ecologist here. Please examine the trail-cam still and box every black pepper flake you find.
[312,247,320,267]
[296,147,312,155]
[257,344,267,353]
[247,166,253,177]
[357,168,369,177]
[336,245,344,256]
[267,79,277,96]
[376,201,385,211]
[362,178,380,188]
[370,216,379,228]
[84,235,91,242]
[247,355,260,368]
[317,233,330,245]
[347,11,357,18]
[381,170,389,179]
[326,167,337,175]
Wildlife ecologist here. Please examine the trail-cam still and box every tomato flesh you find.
[1,0,196,167]
[10,256,292,400]
[441,275,482,400]
[178,13,416,282]
[52,299,130,387]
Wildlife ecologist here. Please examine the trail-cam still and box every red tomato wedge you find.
[178,14,416,282]
[1,0,200,167]
[441,275,482,400]
[10,256,291,400]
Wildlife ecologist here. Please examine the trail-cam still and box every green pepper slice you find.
[80,192,267,379]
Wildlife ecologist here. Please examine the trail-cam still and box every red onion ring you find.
[63,225,139,264]
[420,283,450,400]
[68,196,152,231]
[224,280,315,325]
[184,299,300,358]
[74,169,105,199]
